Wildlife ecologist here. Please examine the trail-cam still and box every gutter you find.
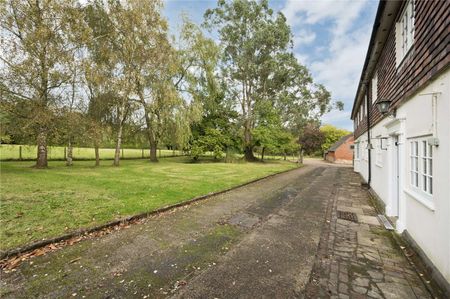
[366,84,372,186]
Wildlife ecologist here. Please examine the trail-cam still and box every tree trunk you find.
[113,103,128,167]
[299,149,304,164]
[66,140,73,166]
[244,146,256,161]
[284,151,287,161]
[143,105,158,163]
[36,131,48,168]
[261,147,265,161]
[113,120,123,167]
[243,123,256,161]
[95,144,100,166]
[150,140,158,162]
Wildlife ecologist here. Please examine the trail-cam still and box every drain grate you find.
[337,210,358,222]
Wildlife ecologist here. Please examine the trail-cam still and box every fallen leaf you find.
[69,257,81,264]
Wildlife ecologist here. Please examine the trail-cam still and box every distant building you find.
[351,0,449,291]
[324,134,354,164]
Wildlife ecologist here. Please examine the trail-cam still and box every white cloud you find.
[321,110,354,131]
[283,0,366,35]
[293,29,316,46]
[282,0,373,130]
[310,25,370,101]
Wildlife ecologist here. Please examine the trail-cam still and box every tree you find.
[124,12,203,162]
[299,122,325,156]
[186,19,239,161]
[84,0,139,166]
[320,124,351,155]
[59,55,85,166]
[205,0,336,161]
[191,128,232,160]
[115,0,173,162]
[0,0,88,167]
[205,0,293,161]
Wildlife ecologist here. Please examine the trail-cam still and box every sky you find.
[163,0,379,131]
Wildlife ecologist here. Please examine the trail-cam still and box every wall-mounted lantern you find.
[376,98,396,117]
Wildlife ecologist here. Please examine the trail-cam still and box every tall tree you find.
[0,0,88,167]
[205,0,335,161]
[205,0,292,161]
[186,20,239,161]
[84,0,139,166]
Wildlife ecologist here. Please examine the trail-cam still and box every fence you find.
[0,144,299,162]
[0,144,186,161]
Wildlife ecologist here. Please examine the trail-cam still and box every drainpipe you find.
[366,83,372,187]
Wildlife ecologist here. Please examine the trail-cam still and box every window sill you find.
[404,188,435,211]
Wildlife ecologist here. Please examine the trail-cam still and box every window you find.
[409,138,433,195]
[422,141,433,194]
[372,72,378,103]
[396,0,415,66]
[410,141,419,187]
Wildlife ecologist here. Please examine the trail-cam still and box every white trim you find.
[404,188,435,211]
[395,0,415,68]
[372,72,378,104]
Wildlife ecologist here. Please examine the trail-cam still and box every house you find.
[324,134,354,164]
[350,0,449,292]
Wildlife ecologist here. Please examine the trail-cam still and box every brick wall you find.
[335,136,354,161]
[325,136,354,163]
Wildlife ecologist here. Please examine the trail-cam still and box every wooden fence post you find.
[19,146,22,160]
[141,148,144,158]
[121,148,124,158]
[64,147,67,160]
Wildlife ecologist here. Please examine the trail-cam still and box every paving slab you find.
[304,167,434,299]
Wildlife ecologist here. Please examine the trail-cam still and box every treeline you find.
[0,0,343,168]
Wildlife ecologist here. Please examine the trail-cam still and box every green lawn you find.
[0,157,298,250]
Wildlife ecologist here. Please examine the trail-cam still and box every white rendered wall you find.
[353,68,450,283]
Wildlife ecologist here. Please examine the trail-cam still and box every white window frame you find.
[395,0,415,67]
[408,137,433,201]
[410,141,419,187]
[372,72,378,104]
[421,140,433,195]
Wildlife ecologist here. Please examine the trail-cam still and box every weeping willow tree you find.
[142,80,201,162]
